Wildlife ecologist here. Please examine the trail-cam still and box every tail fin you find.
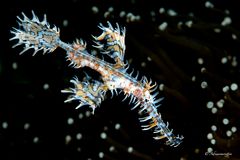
[9,11,60,56]
[139,102,184,147]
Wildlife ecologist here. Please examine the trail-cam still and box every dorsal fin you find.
[92,21,126,68]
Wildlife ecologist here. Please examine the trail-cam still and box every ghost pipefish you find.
[10,11,183,147]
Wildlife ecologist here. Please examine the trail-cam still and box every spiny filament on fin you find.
[92,21,126,68]
[10,10,60,55]
[10,11,183,147]
[61,76,107,114]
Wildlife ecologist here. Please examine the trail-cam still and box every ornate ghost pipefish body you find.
[10,11,183,147]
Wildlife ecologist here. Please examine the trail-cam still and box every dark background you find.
[1,0,240,160]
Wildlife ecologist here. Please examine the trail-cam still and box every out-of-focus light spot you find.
[24,123,30,130]
[159,8,165,14]
[67,117,74,125]
[43,83,49,90]
[167,9,177,16]
[198,58,204,65]
[194,148,200,154]
[98,152,104,158]
[222,86,229,93]
[214,28,221,33]
[206,101,214,109]
[126,12,137,22]
[201,67,206,73]
[79,113,84,119]
[207,133,213,139]
[65,135,72,144]
[185,21,193,28]
[128,58,133,64]
[207,147,213,153]
[211,107,218,114]
[158,22,168,31]
[109,146,115,152]
[12,62,18,70]
[223,118,229,125]
[159,84,164,91]
[115,123,121,130]
[100,132,107,139]
[119,11,126,18]
[201,81,208,89]
[232,56,238,67]
[177,21,183,29]
[188,12,194,17]
[221,17,232,26]
[230,83,238,91]
[147,57,152,61]
[104,12,110,18]
[135,15,141,21]
[231,126,237,133]
[225,9,230,15]
[77,147,81,152]
[210,139,216,145]
[216,99,224,108]
[150,11,155,17]
[232,34,237,40]
[128,146,133,153]
[76,133,82,140]
[2,122,8,129]
[211,125,217,132]
[221,57,228,64]
[205,1,214,8]
[141,62,146,67]
[103,126,108,131]
[226,130,232,137]
[192,76,196,82]
[33,137,39,143]
[63,20,68,27]
[108,7,114,12]
[85,110,91,117]
[92,6,99,14]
